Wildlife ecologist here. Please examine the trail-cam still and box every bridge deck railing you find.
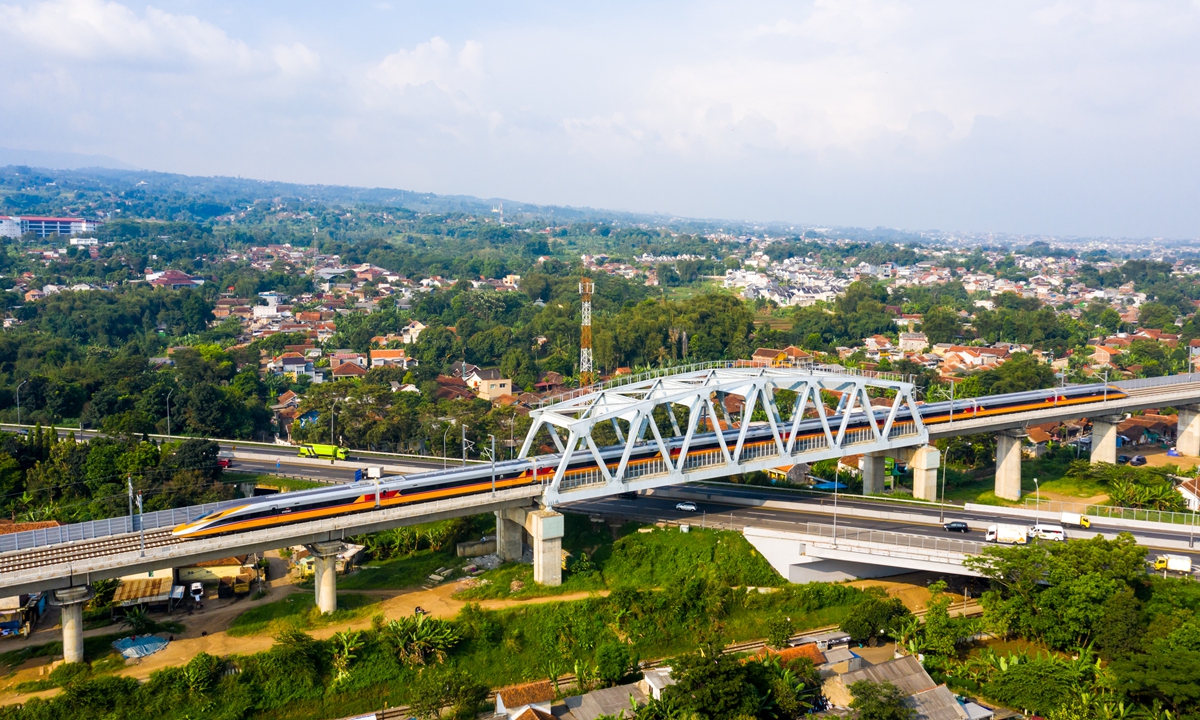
[1024,498,1200,527]
[800,521,984,555]
[0,502,231,554]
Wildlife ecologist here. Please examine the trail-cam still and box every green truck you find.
[298,444,348,461]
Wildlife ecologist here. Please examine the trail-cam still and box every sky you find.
[1,0,1199,238]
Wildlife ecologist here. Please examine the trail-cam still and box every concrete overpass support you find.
[1090,415,1123,465]
[861,452,886,495]
[494,509,524,562]
[910,445,940,502]
[1177,405,1200,457]
[51,586,92,663]
[307,541,345,615]
[994,431,1024,501]
[526,509,564,586]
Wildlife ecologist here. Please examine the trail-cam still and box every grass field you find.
[223,472,329,492]
[337,548,463,591]
[227,593,380,637]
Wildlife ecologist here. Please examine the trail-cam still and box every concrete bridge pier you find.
[1177,405,1200,456]
[910,445,940,502]
[494,509,524,562]
[50,586,93,663]
[306,541,345,615]
[994,430,1024,501]
[861,452,887,495]
[1090,415,1124,465]
[492,506,564,585]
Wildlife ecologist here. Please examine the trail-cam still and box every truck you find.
[1153,554,1193,574]
[298,444,348,461]
[1060,512,1091,528]
[985,524,1029,544]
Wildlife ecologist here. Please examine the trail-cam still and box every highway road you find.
[562,486,1200,566]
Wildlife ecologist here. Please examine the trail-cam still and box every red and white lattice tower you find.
[579,277,594,387]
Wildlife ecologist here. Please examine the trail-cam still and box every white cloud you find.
[0,0,258,71]
[369,37,484,95]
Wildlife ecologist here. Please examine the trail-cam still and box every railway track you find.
[0,528,191,575]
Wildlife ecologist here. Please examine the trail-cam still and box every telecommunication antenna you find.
[579,276,594,387]
[491,202,504,224]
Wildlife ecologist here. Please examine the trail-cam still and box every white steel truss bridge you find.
[519,365,928,508]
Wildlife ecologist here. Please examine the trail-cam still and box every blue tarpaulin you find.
[113,635,169,659]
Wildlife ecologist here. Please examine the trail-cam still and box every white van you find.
[1030,524,1067,541]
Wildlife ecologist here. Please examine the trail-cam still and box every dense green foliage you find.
[0,429,231,521]
[955,535,1200,717]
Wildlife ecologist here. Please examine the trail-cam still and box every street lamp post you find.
[166,389,174,438]
[939,452,948,523]
[832,465,839,546]
[16,380,27,427]
[488,434,496,493]
[1034,477,1041,522]
[443,426,451,470]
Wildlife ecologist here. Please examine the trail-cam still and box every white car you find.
[675,502,698,512]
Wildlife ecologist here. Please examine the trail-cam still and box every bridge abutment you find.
[910,445,940,502]
[306,541,345,615]
[50,586,92,663]
[994,430,1024,501]
[1090,414,1124,465]
[861,452,887,495]
[1178,406,1200,456]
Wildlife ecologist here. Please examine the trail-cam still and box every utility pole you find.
[127,476,134,530]
[488,434,496,493]
[462,424,469,467]
[832,465,839,546]
[166,389,173,438]
[939,454,948,523]
[443,426,451,470]
[136,491,144,556]
[16,380,27,427]
[579,277,594,387]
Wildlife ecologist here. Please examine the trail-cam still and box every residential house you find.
[269,353,323,383]
[782,345,813,362]
[1178,477,1200,512]
[370,348,417,369]
[450,360,481,378]
[494,680,555,719]
[147,268,205,290]
[752,348,788,365]
[401,320,427,344]
[823,655,988,720]
[466,369,513,401]
[534,371,565,393]
[331,363,368,379]
[561,683,648,720]
[898,332,929,353]
[434,375,477,401]
[329,352,367,370]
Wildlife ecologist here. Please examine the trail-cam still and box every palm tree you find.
[122,606,155,636]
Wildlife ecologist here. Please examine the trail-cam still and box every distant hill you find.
[0,164,672,226]
[0,148,139,171]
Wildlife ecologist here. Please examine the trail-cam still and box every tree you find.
[849,681,915,720]
[1095,587,1144,660]
[409,665,488,720]
[840,595,911,645]
[919,581,959,658]
[919,307,960,345]
[596,641,633,687]
[666,651,759,719]
[1138,302,1177,331]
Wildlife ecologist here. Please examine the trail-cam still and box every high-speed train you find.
[172,381,1126,538]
